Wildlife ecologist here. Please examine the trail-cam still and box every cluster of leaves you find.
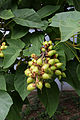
[0,0,80,120]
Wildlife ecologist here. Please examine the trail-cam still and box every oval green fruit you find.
[51,66,56,71]
[28,61,33,66]
[27,77,34,84]
[48,59,55,65]
[42,73,51,79]
[41,48,45,52]
[48,40,52,45]
[48,50,56,56]
[62,72,66,78]
[37,58,42,65]
[48,45,53,50]
[24,69,31,76]
[45,82,51,88]
[55,63,63,68]
[55,70,62,76]
[36,81,43,90]
[27,83,36,91]
[42,64,49,72]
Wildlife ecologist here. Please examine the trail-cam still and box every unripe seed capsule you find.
[45,82,51,88]
[58,75,62,80]
[54,59,59,63]
[0,52,4,57]
[2,42,6,46]
[27,83,36,91]
[33,66,38,73]
[27,77,34,84]
[1,46,6,50]
[48,50,56,56]
[55,70,62,76]
[48,59,55,65]
[48,45,53,50]
[42,64,49,72]
[42,73,51,79]
[55,63,63,68]
[41,48,45,52]
[28,61,33,66]
[43,41,48,46]
[36,81,43,90]
[24,69,31,76]
[37,58,42,65]
[48,40,52,45]
[51,66,56,71]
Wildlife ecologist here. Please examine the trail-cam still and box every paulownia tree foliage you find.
[0,0,80,119]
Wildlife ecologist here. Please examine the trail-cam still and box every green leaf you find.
[5,74,15,91]
[0,74,6,91]
[38,81,59,117]
[11,25,29,39]
[3,39,25,68]
[64,60,80,95]
[13,8,48,29]
[14,64,30,100]
[55,42,77,61]
[37,5,60,19]
[73,0,80,11]
[0,9,14,20]
[76,64,80,81]
[50,11,80,42]
[23,32,44,56]
[0,91,13,120]
[6,91,23,120]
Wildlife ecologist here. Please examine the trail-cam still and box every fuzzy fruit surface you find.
[36,81,43,90]
[42,73,51,79]
[48,50,56,56]
[45,82,51,88]
[27,83,36,91]
[37,58,42,65]
[27,77,34,84]
[55,70,62,76]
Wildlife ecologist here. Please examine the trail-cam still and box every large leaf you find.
[23,32,44,56]
[64,60,80,95]
[0,74,6,91]
[73,0,80,11]
[11,25,29,39]
[50,11,80,42]
[55,42,77,61]
[6,91,23,120]
[14,64,30,100]
[0,9,14,20]
[76,64,80,81]
[37,5,60,18]
[5,74,15,91]
[3,39,25,68]
[0,91,13,120]
[13,8,48,29]
[38,81,59,117]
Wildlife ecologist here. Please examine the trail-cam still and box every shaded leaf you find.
[0,74,6,91]
[76,64,80,81]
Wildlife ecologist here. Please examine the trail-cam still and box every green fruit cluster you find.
[24,40,66,91]
[0,42,7,57]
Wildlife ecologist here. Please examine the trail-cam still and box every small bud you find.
[45,82,51,88]
[58,75,62,80]
[31,53,36,58]
[48,50,56,56]
[42,73,51,79]
[37,58,42,65]
[27,83,36,91]
[36,81,43,90]
[55,70,62,76]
